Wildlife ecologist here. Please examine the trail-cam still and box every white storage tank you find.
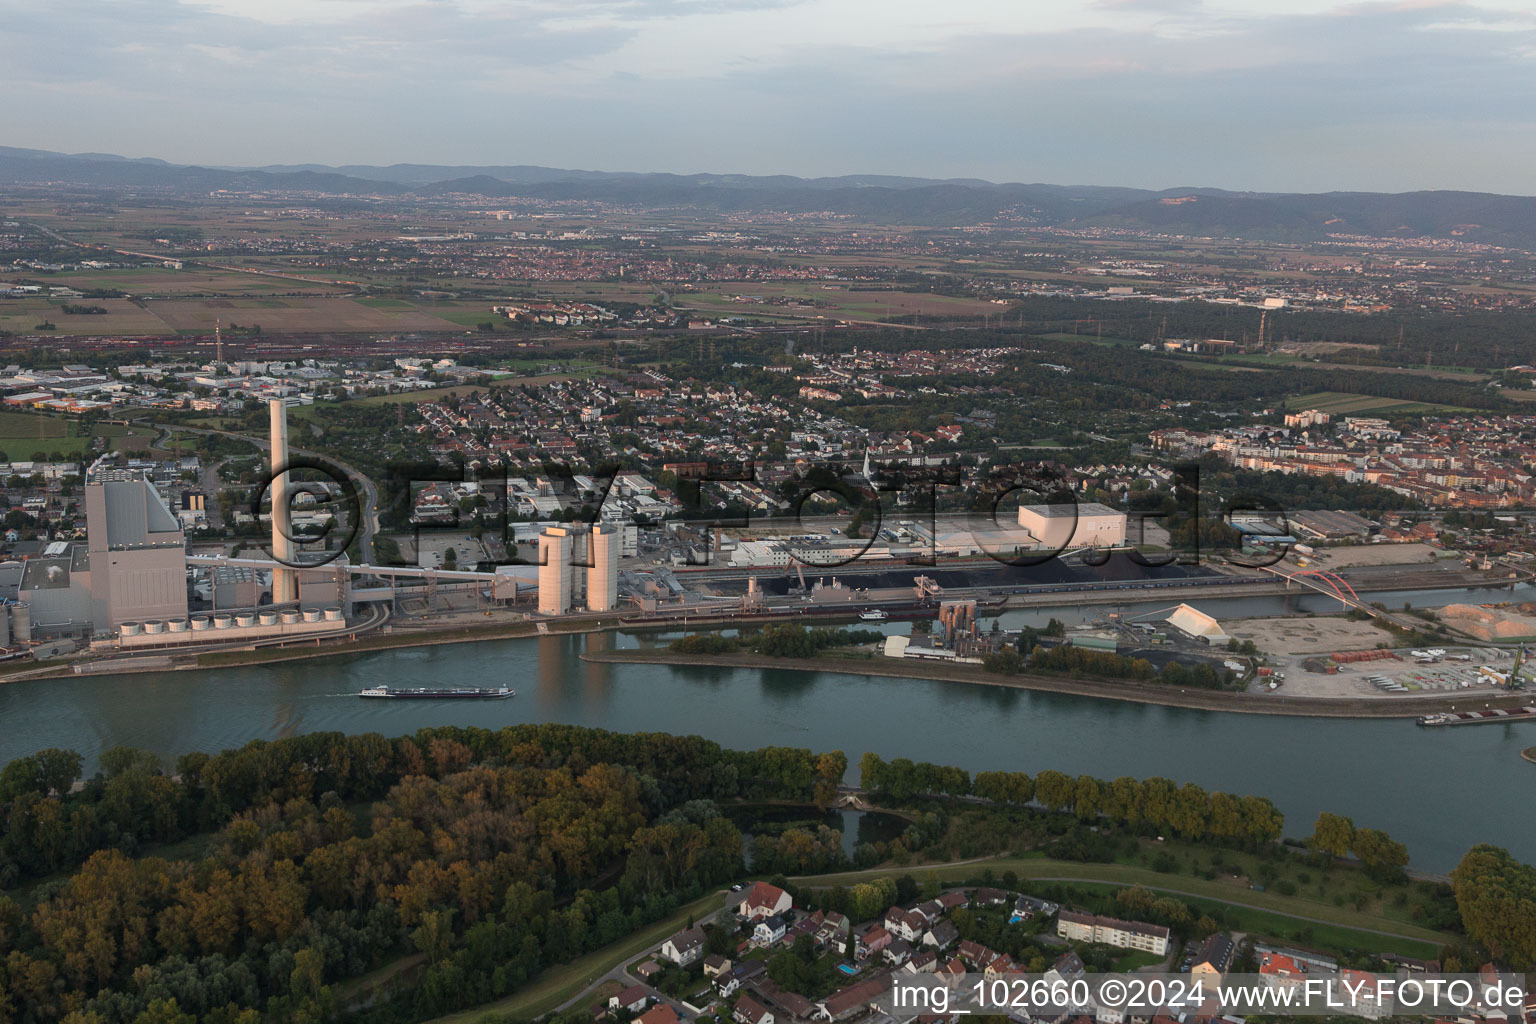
[167,619,187,633]
[190,616,211,631]
[144,620,165,635]
[234,613,255,627]
[323,607,342,621]
[302,608,321,622]
[12,604,30,644]
[120,621,142,637]
[213,613,233,629]
[279,609,301,624]
[258,610,278,626]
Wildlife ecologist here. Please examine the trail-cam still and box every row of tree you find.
[858,754,1285,844]
[1308,812,1411,875]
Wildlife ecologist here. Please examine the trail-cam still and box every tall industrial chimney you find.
[268,398,299,604]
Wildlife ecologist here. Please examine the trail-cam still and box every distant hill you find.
[4,146,1536,246]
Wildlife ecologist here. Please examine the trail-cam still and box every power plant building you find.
[85,469,189,630]
[587,525,619,612]
[538,526,575,615]
[1017,502,1128,551]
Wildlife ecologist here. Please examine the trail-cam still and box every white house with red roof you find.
[737,881,792,920]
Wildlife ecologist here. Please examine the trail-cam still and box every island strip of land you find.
[580,647,1534,718]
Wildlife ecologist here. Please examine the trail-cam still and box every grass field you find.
[795,849,1454,952]
[1058,881,1442,959]
[0,411,94,457]
[1287,391,1465,415]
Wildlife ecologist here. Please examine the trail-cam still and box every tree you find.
[1034,770,1074,811]
[1451,844,1536,968]
[133,999,195,1024]
[1309,812,1355,858]
[1351,828,1409,875]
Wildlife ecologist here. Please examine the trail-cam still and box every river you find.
[0,585,1532,874]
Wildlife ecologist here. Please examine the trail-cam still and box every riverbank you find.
[1524,747,1536,764]
[0,612,627,684]
[581,648,1533,719]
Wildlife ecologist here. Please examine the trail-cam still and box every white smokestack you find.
[268,398,298,604]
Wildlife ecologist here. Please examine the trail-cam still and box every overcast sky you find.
[5,0,1536,193]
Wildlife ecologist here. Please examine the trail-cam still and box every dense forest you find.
[2,728,1532,1024]
[0,727,842,1024]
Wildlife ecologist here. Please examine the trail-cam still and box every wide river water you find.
[1,585,1532,873]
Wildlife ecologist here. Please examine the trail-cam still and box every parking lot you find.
[1270,644,1521,699]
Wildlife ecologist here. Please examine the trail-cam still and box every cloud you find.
[1,0,1532,191]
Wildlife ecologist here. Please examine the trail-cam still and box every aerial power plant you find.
[0,400,531,661]
[536,523,619,615]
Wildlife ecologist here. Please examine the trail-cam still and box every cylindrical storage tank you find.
[167,619,187,633]
[258,610,278,625]
[213,613,233,630]
[144,620,165,635]
[120,621,142,637]
[190,616,211,631]
[234,613,255,627]
[323,607,342,622]
[280,609,301,624]
[302,608,321,622]
[0,607,9,648]
[12,604,31,644]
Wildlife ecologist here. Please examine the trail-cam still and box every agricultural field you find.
[673,283,1003,321]
[1,265,343,297]
[142,296,471,334]
[0,297,170,335]
[1287,390,1467,415]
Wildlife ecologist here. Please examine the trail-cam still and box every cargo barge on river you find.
[1417,705,1536,727]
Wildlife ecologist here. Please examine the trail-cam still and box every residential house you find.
[660,926,706,966]
[975,887,1009,907]
[714,960,766,997]
[856,926,893,961]
[609,986,651,1014]
[883,906,931,943]
[1339,969,1389,1019]
[923,920,958,950]
[637,1006,681,1024]
[1189,933,1235,983]
[1013,894,1060,920]
[735,994,775,1024]
[815,912,850,951]
[884,939,912,967]
[754,914,788,947]
[1259,952,1310,992]
[702,954,731,978]
[937,892,969,912]
[904,950,938,974]
[738,881,793,920]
